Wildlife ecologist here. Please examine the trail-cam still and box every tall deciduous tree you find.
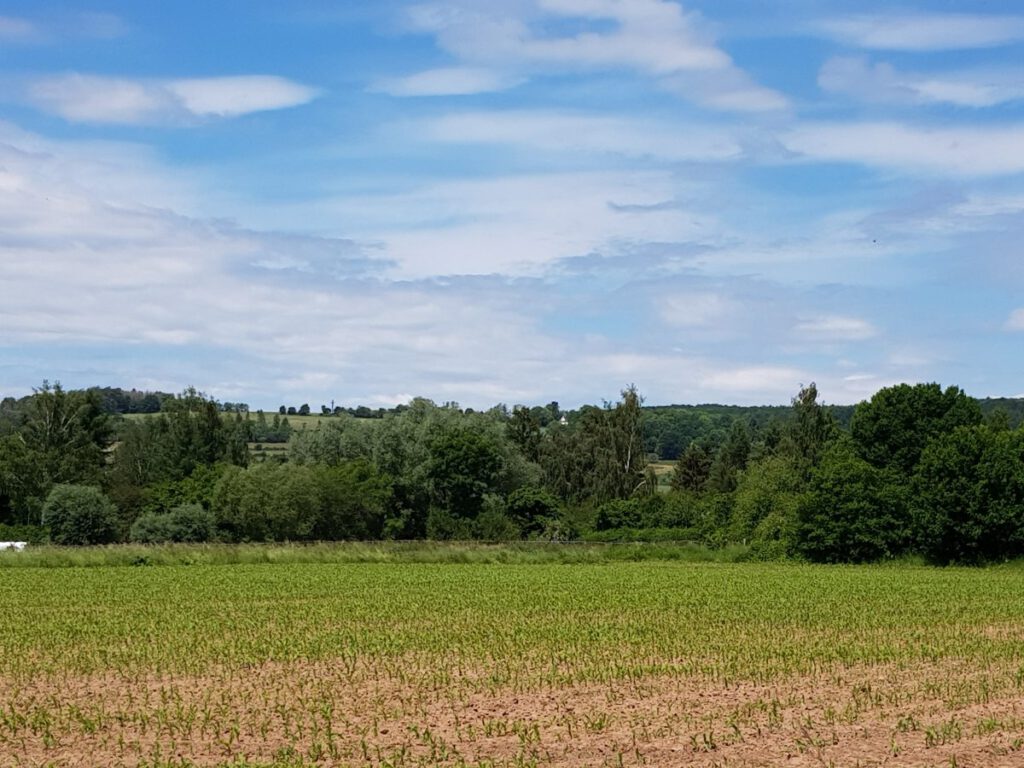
[851,383,982,475]
[797,440,909,563]
[912,425,1024,564]
[784,382,838,474]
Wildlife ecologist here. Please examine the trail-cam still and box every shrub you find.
[41,485,120,545]
[506,486,559,537]
[474,497,521,541]
[131,504,217,544]
[0,523,49,545]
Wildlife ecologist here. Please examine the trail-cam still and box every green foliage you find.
[851,383,982,475]
[0,382,113,525]
[541,386,648,503]
[473,496,522,541]
[425,506,474,540]
[797,441,910,563]
[507,406,542,462]
[288,416,373,465]
[7,378,1024,565]
[505,486,559,537]
[0,523,48,544]
[140,464,227,517]
[426,426,504,518]
[312,460,392,540]
[41,484,120,545]
[213,464,320,542]
[706,419,750,493]
[671,442,712,492]
[0,435,47,525]
[729,454,805,557]
[912,425,1024,564]
[130,503,217,544]
[595,498,642,531]
[781,382,839,473]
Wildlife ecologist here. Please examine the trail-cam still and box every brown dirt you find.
[2,656,1024,767]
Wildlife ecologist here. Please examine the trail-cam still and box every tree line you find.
[1,380,1023,564]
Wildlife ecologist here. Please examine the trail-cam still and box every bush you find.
[506,486,559,537]
[474,497,521,541]
[0,523,49,545]
[41,485,120,545]
[425,506,474,540]
[131,504,217,544]
[594,499,641,530]
[660,492,701,528]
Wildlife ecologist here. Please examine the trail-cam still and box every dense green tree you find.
[671,442,713,492]
[782,383,838,474]
[42,484,120,545]
[912,425,1024,564]
[312,460,392,540]
[507,406,542,462]
[0,435,47,524]
[426,427,504,519]
[506,486,560,537]
[289,417,373,466]
[541,386,648,504]
[212,463,319,541]
[729,454,805,554]
[473,495,521,540]
[850,383,982,475]
[797,441,909,563]
[0,383,113,524]
[706,419,750,493]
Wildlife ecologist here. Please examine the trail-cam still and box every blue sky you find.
[1,0,1023,409]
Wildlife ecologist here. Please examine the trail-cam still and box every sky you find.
[1,0,1023,410]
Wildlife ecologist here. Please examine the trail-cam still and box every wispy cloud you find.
[819,57,1024,108]
[401,0,787,111]
[817,12,1024,51]
[417,109,742,161]
[25,74,319,125]
[0,15,37,41]
[1006,309,1024,331]
[0,11,127,43]
[372,67,522,96]
[794,315,878,342]
[782,121,1024,177]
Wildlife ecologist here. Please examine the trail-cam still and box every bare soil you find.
[2,656,1023,767]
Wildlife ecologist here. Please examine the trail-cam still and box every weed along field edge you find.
[2,555,1024,767]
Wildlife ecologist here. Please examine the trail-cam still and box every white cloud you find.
[419,109,742,161]
[26,73,319,125]
[308,171,717,277]
[700,365,806,397]
[166,76,319,117]
[1006,309,1024,331]
[952,194,1024,217]
[411,0,729,73]
[373,67,522,96]
[0,15,37,41]
[659,293,734,328]
[403,0,787,112]
[794,315,877,341]
[817,13,1024,51]
[819,57,1024,108]
[782,121,1024,177]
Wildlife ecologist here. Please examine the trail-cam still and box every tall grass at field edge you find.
[0,540,751,568]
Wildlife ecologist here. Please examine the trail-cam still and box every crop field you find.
[2,559,1024,767]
